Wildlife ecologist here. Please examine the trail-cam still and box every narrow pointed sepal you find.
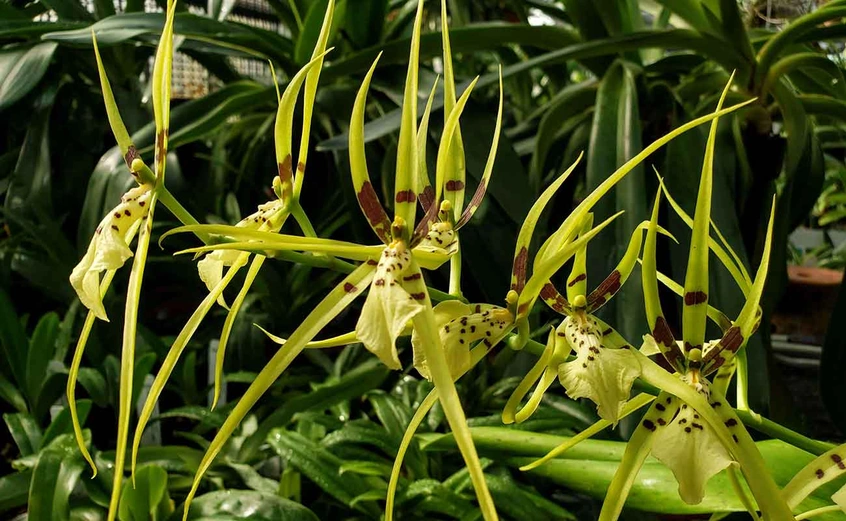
[557,315,641,424]
[70,185,152,320]
[356,243,426,370]
[651,399,736,504]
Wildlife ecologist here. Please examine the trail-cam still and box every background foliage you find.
[2,0,846,518]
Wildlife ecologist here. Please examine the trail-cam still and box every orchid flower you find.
[503,211,676,426]
[66,4,177,520]
[166,2,509,518]
[588,78,794,520]
[383,88,756,519]
[129,28,334,481]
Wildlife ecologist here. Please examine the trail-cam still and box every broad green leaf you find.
[584,60,647,343]
[0,288,27,390]
[28,444,86,521]
[0,373,27,413]
[0,43,57,111]
[118,465,172,521]
[26,312,60,406]
[0,469,31,514]
[185,490,319,521]
[42,400,91,449]
[267,430,381,516]
[3,413,42,456]
[344,0,386,49]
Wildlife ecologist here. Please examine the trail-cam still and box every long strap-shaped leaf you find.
[437,0,466,220]
[292,0,334,198]
[682,74,733,354]
[275,50,332,202]
[393,0,425,233]
[455,68,504,230]
[642,188,686,372]
[130,252,249,480]
[349,53,391,244]
[701,197,776,375]
[181,262,376,520]
[510,153,583,294]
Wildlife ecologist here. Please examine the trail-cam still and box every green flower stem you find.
[795,506,843,521]
[638,353,794,521]
[290,201,318,238]
[735,410,834,456]
[135,163,210,244]
[449,249,463,297]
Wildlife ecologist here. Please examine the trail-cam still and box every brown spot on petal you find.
[297,161,305,172]
[403,273,422,281]
[721,326,744,354]
[357,181,391,243]
[725,418,738,427]
[278,154,293,184]
[832,454,845,470]
[124,145,139,168]
[410,292,425,301]
[684,291,708,305]
[512,247,528,293]
[587,270,621,309]
[395,189,415,203]
[655,403,665,412]
[114,212,121,218]
[642,420,656,431]
[418,186,435,212]
[657,418,666,426]
[517,302,529,316]
[816,468,825,479]
[445,180,464,191]
[652,316,674,347]
[343,282,356,293]
[568,273,586,287]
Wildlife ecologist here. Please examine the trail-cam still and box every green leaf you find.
[344,0,386,48]
[0,372,27,413]
[584,61,647,343]
[185,490,319,521]
[0,43,58,111]
[43,14,294,67]
[4,413,42,456]
[267,430,381,516]
[26,312,60,405]
[0,469,31,514]
[118,465,173,521]
[0,288,27,389]
[42,400,92,448]
[27,444,86,521]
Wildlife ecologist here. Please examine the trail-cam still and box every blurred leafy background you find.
[2,0,846,519]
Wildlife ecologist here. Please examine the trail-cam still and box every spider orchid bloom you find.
[504,210,675,426]
[129,5,336,484]
[594,79,794,521]
[171,2,507,518]
[65,5,178,520]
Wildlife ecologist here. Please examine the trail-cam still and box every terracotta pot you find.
[771,266,843,341]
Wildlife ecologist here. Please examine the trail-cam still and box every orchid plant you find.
[64,1,833,520]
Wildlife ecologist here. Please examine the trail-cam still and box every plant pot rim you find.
[787,265,844,286]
